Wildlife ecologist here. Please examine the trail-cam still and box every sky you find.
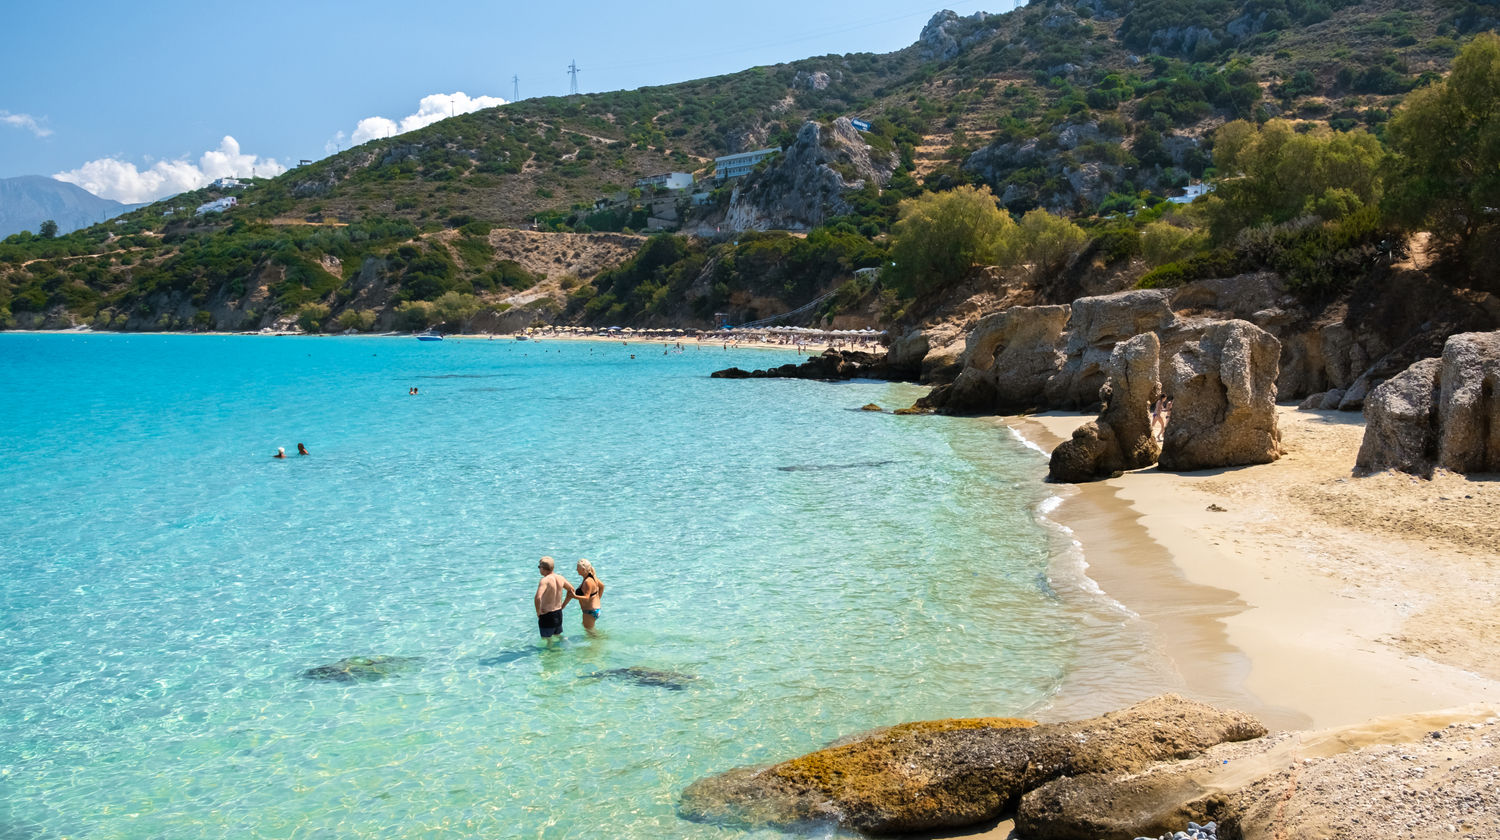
[0,0,1024,204]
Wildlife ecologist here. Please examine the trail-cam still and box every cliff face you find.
[716,118,898,232]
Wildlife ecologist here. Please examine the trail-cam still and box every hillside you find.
[0,176,137,238]
[2,0,1497,336]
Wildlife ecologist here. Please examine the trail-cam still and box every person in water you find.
[534,556,570,646]
[296,443,309,456]
[273,447,286,459]
[562,558,604,636]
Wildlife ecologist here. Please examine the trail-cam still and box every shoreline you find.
[1010,406,1500,732]
[0,328,820,354]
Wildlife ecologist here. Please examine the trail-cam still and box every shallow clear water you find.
[0,334,1151,838]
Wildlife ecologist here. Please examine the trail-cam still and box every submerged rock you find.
[679,695,1264,835]
[582,666,698,691]
[301,655,423,683]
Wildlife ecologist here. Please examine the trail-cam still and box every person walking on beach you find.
[563,558,604,636]
[534,556,571,647]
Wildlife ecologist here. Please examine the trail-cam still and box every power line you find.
[513,74,520,101]
[567,60,581,95]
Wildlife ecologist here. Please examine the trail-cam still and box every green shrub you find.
[1137,249,1243,288]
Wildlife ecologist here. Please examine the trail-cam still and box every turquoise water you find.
[0,334,1141,838]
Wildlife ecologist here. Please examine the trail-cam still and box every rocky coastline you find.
[679,695,1500,839]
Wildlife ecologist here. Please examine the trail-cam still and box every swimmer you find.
[273,447,286,459]
[297,443,309,456]
[562,558,604,636]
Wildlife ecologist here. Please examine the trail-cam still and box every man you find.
[534,556,572,646]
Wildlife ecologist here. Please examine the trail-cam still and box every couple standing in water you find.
[534,556,604,646]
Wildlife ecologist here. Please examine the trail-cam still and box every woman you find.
[565,558,604,636]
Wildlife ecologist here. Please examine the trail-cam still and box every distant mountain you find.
[0,176,139,238]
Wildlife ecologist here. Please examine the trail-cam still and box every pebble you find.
[1134,821,1217,840]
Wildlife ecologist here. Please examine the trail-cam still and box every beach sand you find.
[1013,405,1500,732]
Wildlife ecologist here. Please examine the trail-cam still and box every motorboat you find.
[416,329,443,341]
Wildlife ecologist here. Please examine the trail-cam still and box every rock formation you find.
[1049,332,1162,482]
[1356,330,1500,477]
[722,118,896,232]
[919,305,1070,413]
[1046,290,1176,409]
[1159,320,1283,471]
[678,695,1265,835]
[711,348,896,381]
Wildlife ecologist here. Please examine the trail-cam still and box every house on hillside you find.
[713,148,779,180]
[210,177,243,189]
[195,196,237,215]
[634,172,694,191]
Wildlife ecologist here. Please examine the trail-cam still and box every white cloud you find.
[1,111,52,138]
[330,91,508,151]
[53,136,287,204]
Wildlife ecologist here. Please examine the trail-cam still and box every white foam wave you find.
[1007,425,1051,456]
[1032,492,1139,620]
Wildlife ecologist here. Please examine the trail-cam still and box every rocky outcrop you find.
[712,348,901,382]
[918,10,995,61]
[920,289,1173,414]
[1046,289,1175,408]
[886,329,930,378]
[1356,330,1500,477]
[1159,320,1283,471]
[678,695,1265,835]
[1049,332,1162,482]
[919,305,1071,413]
[1020,709,1500,840]
[723,119,896,232]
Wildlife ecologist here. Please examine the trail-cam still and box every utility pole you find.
[513,74,520,101]
[568,60,581,96]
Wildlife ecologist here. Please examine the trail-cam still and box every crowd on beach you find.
[522,325,886,352]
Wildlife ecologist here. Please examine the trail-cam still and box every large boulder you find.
[1048,332,1162,482]
[919,305,1070,413]
[1436,330,1500,472]
[1044,289,1175,408]
[1159,320,1283,471]
[1356,330,1500,477]
[678,695,1265,835]
[1354,358,1442,476]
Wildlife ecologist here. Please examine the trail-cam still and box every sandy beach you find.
[1013,405,1500,732]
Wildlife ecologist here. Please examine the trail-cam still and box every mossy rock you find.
[861,403,883,411]
[679,695,1266,835]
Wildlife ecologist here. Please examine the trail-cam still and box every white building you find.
[211,177,243,189]
[634,172,694,191]
[1168,182,1214,204]
[195,196,238,215]
[714,148,779,180]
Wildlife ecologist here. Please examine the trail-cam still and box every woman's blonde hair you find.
[576,558,595,577]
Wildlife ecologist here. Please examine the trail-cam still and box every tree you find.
[1386,32,1500,250]
[1204,119,1385,242]
[296,303,331,333]
[432,291,480,329]
[888,185,1018,296]
[1141,220,1209,266]
[1019,209,1088,277]
[38,220,58,239]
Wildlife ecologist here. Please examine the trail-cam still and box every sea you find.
[0,333,1168,839]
